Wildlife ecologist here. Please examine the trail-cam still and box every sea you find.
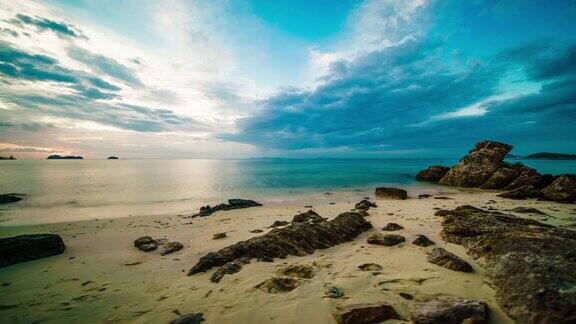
[1,158,575,225]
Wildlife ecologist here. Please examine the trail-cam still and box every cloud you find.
[8,14,86,39]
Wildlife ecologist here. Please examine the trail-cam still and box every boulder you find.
[134,236,158,251]
[333,302,399,324]
[0,193,23,205]
[354,199,377,211]
[292,210,326,224]
[412,235,435,247]
[161,242,184,255]
[188,212,372,277]
[367,233,405,246]
[540,174,576,203]
[497,185,540,200]
[169,313,205,324]
[0,234,65,268]
[412,298,489,324]
[382,223,403,231]
[427,248,473,272]
[439,205,576,323]
[374,187,407,200]
[415,165,450,182]
[439,140,513,188]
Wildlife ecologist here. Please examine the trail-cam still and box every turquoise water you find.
[0,158,574,225]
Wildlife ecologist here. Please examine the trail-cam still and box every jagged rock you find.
[540,174,576,203]
[210,258,250,283]
[439,140,513,188]
[169,313,205,324]
[277,264,315,278]
[374,187,407,200]
[325,285,345,299]
[497,185,540,200]
[161,242,184,255]
[269,220,289,228]
[382,223,403,231]
[134,236,158,252]
[0,234,65,268]
[367,233,405,246]
[479,165,519,189]
[188,212,372,276]
[439,205,576,323]
[412,235,435,247]
[333,302,399,324]
[427,248,472,272]
[192,199,262,217]
[212,233,227,240]
[504,168,542,190]
[256,277,299,293]
[354,199,377,211]
[0,193,23,205]
[358,263,382,271]
[292,210,326,224]
[415,165,450,182]
[510,207,547,215]
[412,298,489,324]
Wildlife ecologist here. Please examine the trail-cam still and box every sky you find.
[0,0,575,159]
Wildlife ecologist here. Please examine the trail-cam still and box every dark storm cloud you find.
[67,47,143,87]
[9,14,86,39]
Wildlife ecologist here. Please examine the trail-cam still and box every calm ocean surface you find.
[1,158,575,225]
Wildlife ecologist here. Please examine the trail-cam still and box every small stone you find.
[161,242,184,256]
[412,235,435,247]
[256,277,299,293]
[355,199,377,211]
[367,233,405,246]
[325,286,345,299]
[333,302,400,324]
[358,263,382,271]
[382,223,403,231]
[212,233,227,240]
[427,248,473,272]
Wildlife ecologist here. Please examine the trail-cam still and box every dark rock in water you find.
[292,210,326,224]
[161,242,184,255]
[325,286,345,299]
[210,258,250,283]
[332,302,399,324]
[510,207,547,215]
[374,187,407,200]
[269,220,289,228]
[188,212,372,277]
[0,193,23,205]
[415,165,450,182]
[497,185,540,200]
[418,194,433,199]
[277,264,315,278]
[367,233,405,246]
[46,155,83,159]
[0,234,65,268]
[479,165,519,189]
[412,235,435,247]
[358,263,382,271]
[382,223,403,231]
[354,199,377,211]
[412,298,489,324]
[439,140,512,188]
[427,248,473,272]
[540,174,576,203]
[192,199,262,217]
[169,313,205,324]
[439,205,576,323]
[134,236,158,252]
[212,233,227,240]
[256,277,299,293]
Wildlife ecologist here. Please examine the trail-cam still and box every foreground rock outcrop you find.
[416,140,575,203]
[438,205,576,323]
[192,199,262,217]
[188,212,372,280]
[0,234,65,268]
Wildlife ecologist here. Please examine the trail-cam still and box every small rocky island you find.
[523,152,576,160]
[46,155,84,160]
[0,155,16,160]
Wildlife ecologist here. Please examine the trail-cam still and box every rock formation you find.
[46,155,83,159]
[415,140,575,203]
[188,212,371,279]
[192,199,262,217]
[0,234,65,268]
[438,205,576,323]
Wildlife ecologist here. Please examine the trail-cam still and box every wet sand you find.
[1,187,575,323]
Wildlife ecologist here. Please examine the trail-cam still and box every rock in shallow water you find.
[427,247,473,272]
[192,199,262,217]
[0,234,65,268]
[412,298,489,324]
[333,302,399,324]
[374,187,407,199]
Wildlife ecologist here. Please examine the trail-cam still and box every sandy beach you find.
[2,186,575,323]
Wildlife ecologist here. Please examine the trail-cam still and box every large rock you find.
[374,187,407,200]
[412,298,489,324]
[438,205,576,323]
[0,193,23,205]
[540,174,576,203]
[333,302,399,324]
[504,167,542,190]
[0,234,65,268]
[427,247,473,272]
[188,212,372,277]
[415,165,450,182]
[439,140,513,188]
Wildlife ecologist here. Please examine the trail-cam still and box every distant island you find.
[523,152,576,160]
[107,156,119,160]
[0,155,16,160]
[46,155,84,160]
